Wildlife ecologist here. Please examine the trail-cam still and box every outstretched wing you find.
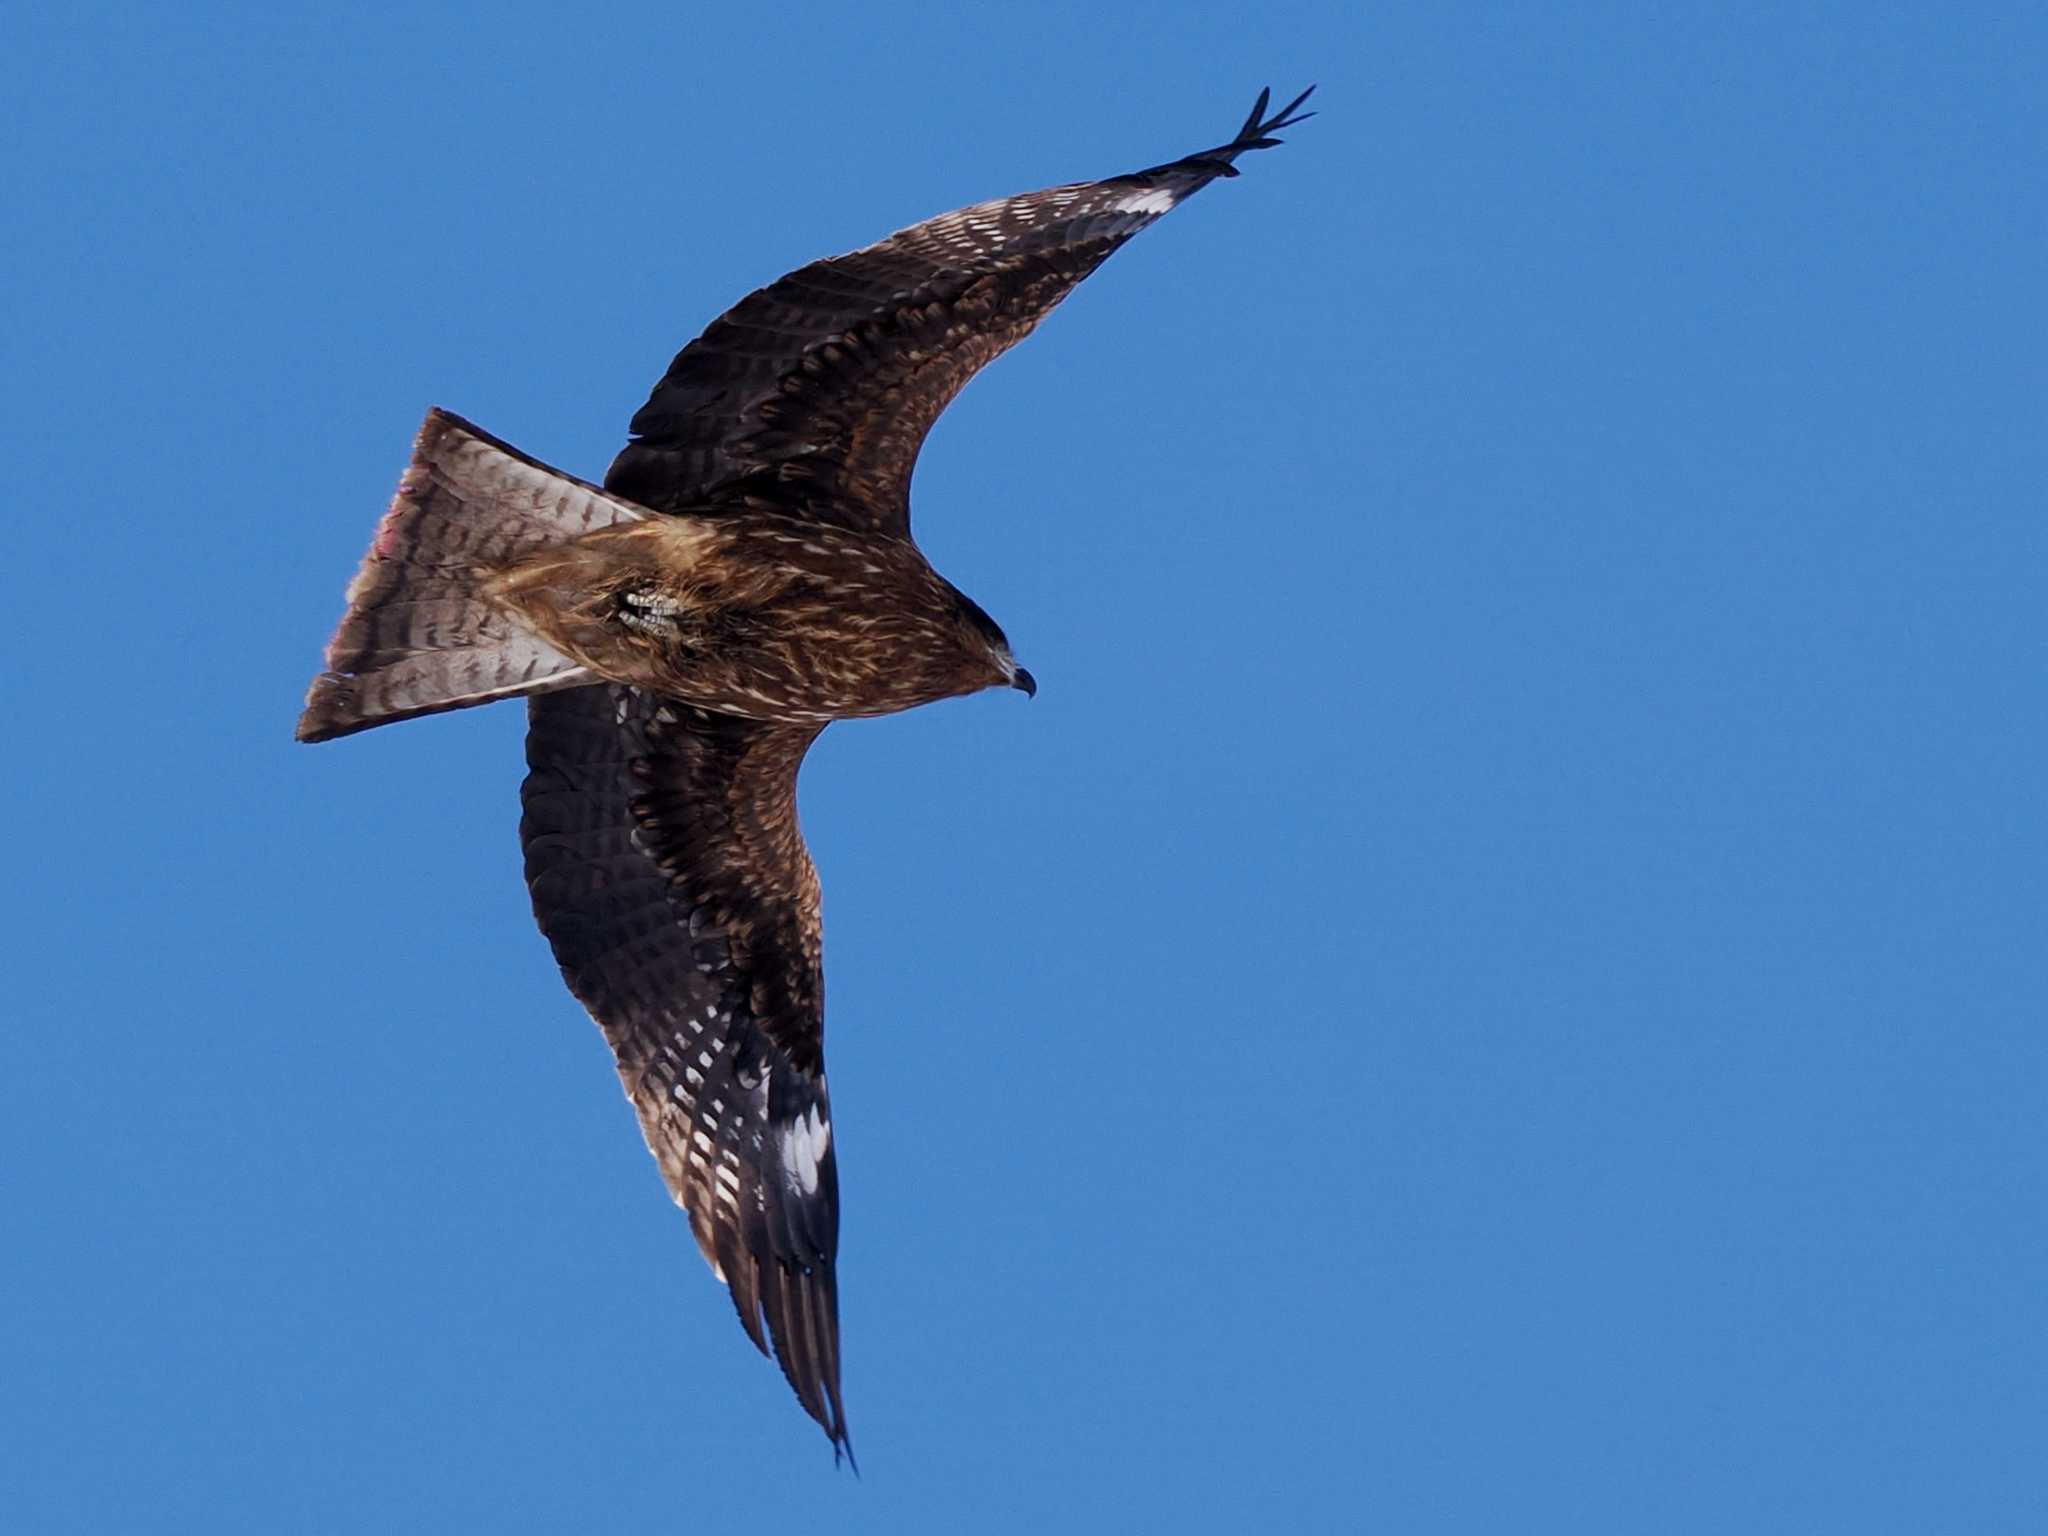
[514,89,1314,1455]
[607,86,1315,534]
[520,685,849,1457]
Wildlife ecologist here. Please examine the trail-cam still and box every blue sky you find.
[4,2,2043,1530]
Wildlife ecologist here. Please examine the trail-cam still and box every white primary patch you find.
[1115,187,1178,216]
[778,1104,832,1196]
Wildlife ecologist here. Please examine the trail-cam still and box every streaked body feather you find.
[296,87,1314,1461]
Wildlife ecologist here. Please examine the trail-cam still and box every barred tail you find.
[296,409,647,744]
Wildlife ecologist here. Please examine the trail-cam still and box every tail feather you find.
[298,409,647,743]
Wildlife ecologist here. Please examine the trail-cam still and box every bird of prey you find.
[298,87,1313,1459]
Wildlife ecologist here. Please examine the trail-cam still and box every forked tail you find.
[297,409,647,743]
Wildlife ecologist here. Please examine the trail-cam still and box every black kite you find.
[298,88,1314,1458]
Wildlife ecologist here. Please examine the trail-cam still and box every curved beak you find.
[1011,665,1037,699]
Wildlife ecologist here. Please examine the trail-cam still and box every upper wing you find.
[519,685,849,1457]
[606,86,1315,534]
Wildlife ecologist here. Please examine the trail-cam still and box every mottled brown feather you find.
[521,685,847,1449]
[304,90,1308,1462]
[606,90,1312,534]
[507,88,1313,1458]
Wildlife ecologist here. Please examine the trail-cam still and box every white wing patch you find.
[778,1104,832,1196]
[1115,187,1179,216]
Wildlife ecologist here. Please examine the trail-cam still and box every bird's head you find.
[951,591,1035,699]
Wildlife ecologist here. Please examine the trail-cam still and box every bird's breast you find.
[491,516,982,724]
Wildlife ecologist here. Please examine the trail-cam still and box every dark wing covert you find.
[607,86,1315,533]
[518,88,1313,1460]
[520,685,848,1455]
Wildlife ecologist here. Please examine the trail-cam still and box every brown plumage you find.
[296,86,1314,1459]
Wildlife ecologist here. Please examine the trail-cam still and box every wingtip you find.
[1237,85,1273,141]
[1241,82,1316,142]
[1270,83,1317,130]
[1183,84,1316,170]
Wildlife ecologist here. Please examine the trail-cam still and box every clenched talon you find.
[619,586,684,635]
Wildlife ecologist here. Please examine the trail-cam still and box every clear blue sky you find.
[3,2,2042,1531]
